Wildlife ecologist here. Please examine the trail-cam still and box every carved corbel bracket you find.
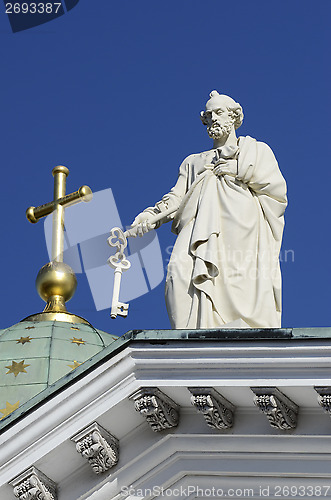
[10,466,57,500]
[189,387,235,430]
[315,387,331,416]
[251,387,298,430]
[130,387,179,432]
[71,422,119,474]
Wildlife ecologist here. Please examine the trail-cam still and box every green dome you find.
[0,320,117,420]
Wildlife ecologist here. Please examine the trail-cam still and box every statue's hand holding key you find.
[131,212,156,237]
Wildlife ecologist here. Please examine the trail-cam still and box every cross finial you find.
[26,166,92,261]
[25,166,92,323]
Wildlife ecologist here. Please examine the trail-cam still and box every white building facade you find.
[1,327,331,500]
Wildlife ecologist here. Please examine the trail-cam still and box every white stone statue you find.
[131,91,288,328]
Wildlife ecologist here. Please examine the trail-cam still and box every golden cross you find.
[26,166,92,262]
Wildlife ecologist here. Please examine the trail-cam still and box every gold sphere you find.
[36,261,77,303]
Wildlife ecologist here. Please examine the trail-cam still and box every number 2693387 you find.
[5,3,62,14]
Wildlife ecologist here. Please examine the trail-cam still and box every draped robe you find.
[149,136,287,328]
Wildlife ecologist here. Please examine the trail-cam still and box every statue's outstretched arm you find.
[130,157,189,237]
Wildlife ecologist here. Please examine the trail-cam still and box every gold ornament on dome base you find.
[36,261,77,312]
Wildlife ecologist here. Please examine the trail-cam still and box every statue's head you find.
[200,91,244,141]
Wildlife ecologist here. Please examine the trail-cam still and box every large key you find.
[107,205,178,319]
[107,228,131,318]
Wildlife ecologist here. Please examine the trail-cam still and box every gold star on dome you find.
[0,401,19,420]
[16,336,33,345]
[68,360,81,370]
[5,360,30,377]
[71,337,86,345]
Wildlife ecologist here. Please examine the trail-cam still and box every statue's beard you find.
[207,120,233,140]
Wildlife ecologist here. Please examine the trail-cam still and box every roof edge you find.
[1,326,331,433]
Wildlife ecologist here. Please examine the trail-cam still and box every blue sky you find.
[0,0,330,335]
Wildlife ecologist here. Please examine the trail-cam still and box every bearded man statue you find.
[131,91,287,329]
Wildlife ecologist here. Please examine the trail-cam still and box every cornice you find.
[1,336,331,494]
